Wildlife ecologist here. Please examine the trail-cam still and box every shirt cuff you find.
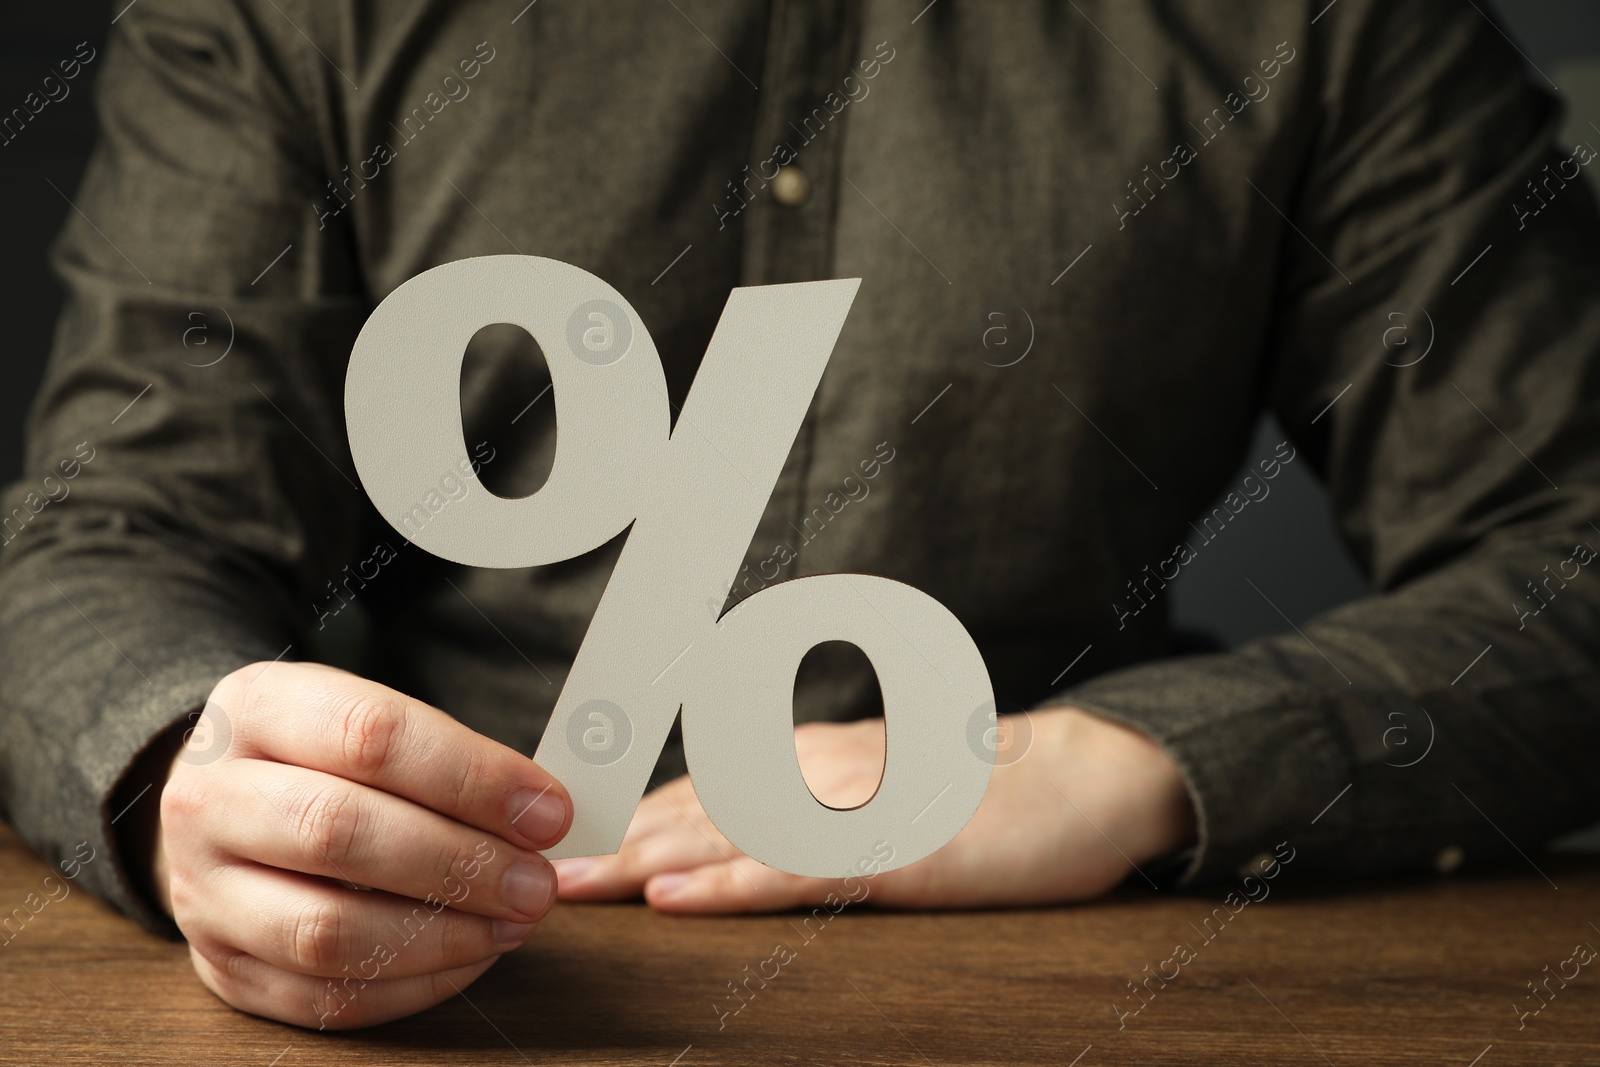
[84,651,276,938]
[1036,652,1355,886]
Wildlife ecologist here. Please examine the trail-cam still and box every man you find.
[2,0,1597,1031]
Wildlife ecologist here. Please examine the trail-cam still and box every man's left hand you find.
[551,707,1197,911]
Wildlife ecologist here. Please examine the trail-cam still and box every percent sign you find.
[345,256,994,876]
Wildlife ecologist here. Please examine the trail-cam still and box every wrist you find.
[1040,706,1198,867]
[111,719,189,920]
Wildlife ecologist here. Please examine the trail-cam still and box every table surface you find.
[2,824,1597,1066]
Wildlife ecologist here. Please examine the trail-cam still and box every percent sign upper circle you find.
[345,257,669,569]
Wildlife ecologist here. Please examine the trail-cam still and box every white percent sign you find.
[345,256,993,876]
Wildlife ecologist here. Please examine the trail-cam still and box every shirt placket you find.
[734,0,862,594]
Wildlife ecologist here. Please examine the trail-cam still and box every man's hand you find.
[552,708,1196,911]
[149,662,572,1029]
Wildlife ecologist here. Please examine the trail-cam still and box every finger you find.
[644,856,848,914]
[199,759,557,922]
[616,774,703,840]
[553,780,736,900]
[554,827,733,901]
[188,941,500,1031]
[185,864,535,981]
[216,663,571,851]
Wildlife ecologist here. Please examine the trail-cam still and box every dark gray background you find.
[1,1,1596,648]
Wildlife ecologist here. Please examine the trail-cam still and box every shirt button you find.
[771,165,810,207]
[1434,845,1464,874]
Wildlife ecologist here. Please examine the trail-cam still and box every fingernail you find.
[649,872,692,899]
[552,857,595,888]
[492,920,535,950]
[502,862,556,919]
[507,787,568,846]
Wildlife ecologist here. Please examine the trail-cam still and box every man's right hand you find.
[150,661,571,1030]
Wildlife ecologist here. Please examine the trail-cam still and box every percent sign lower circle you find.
[345,256,994,877]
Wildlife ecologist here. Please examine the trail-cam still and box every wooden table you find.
[2,824,1596,1066]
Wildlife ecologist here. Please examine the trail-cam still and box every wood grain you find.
[1,823,1596,1066]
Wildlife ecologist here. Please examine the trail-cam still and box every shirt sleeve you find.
[1046,0,1600,884]
[0,0,368,933]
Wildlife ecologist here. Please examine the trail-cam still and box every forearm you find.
[1050,532,1600,884]
[0,528,293,933]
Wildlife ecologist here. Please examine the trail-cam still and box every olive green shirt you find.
[3,0,1599,933]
